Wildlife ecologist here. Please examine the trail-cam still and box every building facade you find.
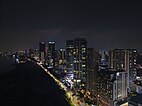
[109,49,137,89]
[97,69,127,106]
[66,38,87,87]
[47,41,55,69]
[39,42,46,64]
[66,40,74,73]
[59,49,66,70]
[73,38,87,86]
[87,48,99,95]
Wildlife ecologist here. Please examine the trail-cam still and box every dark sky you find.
[1,0,142,51]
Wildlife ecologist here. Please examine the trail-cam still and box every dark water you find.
[0,57,70,106]
[0,56,15,73]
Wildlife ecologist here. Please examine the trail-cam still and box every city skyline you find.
[1,0,142,51]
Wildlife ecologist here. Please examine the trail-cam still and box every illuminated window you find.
[82,48,86,51]
[59,60,62,64]
[82,57,86,60]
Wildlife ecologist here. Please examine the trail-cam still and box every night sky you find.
[1,0,142,51]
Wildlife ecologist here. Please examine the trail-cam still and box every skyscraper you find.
[100,50,109,66]
[125,49,137,88]
[87,48,99,95]
[109,49,125,70]
[73,38,87,87]
[66,40,74,74]
[54,50,59,73]
[66,38,87,87]
[59,49,66,70]
[47,41,55,69]
[39,42,45,63]
[109,49,137,89]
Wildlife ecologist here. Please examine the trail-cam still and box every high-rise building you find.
[136,52,142,80]
[100,50,109,66]
[125,49,137,88]
[137,52,142,64]
[73,38,87,86]
[109,49,125,70]
[66,38,87,87]
[87,48,99,95]
[97,69,128,106]
[109,49,137,89]
[47,41,55,69]
[54,50,59,73]
[59,49,66,70]
[66,40,74,72]
[39,42,45,63]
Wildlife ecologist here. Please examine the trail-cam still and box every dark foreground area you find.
[0,60,70,106]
